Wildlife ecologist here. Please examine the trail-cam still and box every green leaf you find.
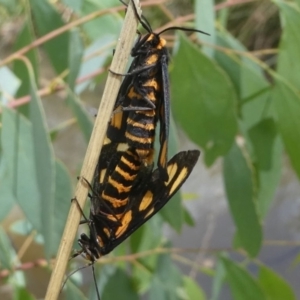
[211,256,226,300]
[130,220,161,293]
[76,35,116,94]
[102,268,139,300]
[1,108,41,230]
[29,68,56,258]
[0,67,21,105]
[68,29,84,91]
[0,226,16,269]
[275,0,300,89]
[272,80,300,180]
[195,0,215,57]
[258,265,296,300]
[215,31,271,103]
[221,256,266,300]
[65,280,88,300]
[13,286,36,300]
[223,142,262,257]
[148,254,183,300]
[183,207,195,227]
[248,118,283,217]
[183,276,206,300]
[66,90,93,143]
[0,154,15,220]
[130,219,161,253]
[160,192,183,233]
[50,160,73,254]
[10,220,44,245]
[81,1,122,41]
[130,218,162,259]
[91,264,117,299]
[171,35,238,166]
[29,0,69,74]
[0,0,17,10]
[13,19,38,99]
[62,0,82,12]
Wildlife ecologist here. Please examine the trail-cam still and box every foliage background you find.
[0,0,299,299]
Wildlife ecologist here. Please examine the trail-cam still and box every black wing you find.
[95,150,200,255]
[157,52,170,181]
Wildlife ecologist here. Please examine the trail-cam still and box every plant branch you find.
[44,1,141,299]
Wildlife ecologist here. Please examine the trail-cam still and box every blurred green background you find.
[0,0,300,299]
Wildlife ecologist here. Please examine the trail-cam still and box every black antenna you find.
[120,0,153,33]
[121,0,209,37]
[158,26,210,36]
[92,263,101,300]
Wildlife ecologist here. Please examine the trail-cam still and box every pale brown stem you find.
[44,1,141,299]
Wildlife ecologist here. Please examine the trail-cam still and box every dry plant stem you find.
[44,1,141,299]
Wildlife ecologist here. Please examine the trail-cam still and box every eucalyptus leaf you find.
[221,256,266,300]
[29,70,56,258]
[171,35,238,166]
[223,142,262,256]
[258,265,296,300]
[29,0,69,74]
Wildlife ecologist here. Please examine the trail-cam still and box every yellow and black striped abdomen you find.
[100,148,141,215]
[125,78,161,165]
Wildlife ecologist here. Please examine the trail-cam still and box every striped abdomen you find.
[100,148,141,216]
[125,78,161,165]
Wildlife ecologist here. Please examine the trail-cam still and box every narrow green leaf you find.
[66,91,93,143]
[160,192,182,233]
[0,112,15,220]
[183,276,206,300]
[13,19,38,98]
[50,160,73,255]
[211,256,226,300]
[248,118,283,217]
[223,142,262,256]
[0,226,16,269]
[0,155,14,220]
[13,286,36,300]
[215,32,272,130]
[0,0,17,10]
[29,69,56,258]
[62,0,82,12]
[68,29,84,91]
[91,264,117,299]
[258,265,296,300]
[76,36,116,94]
[130,218,162,254]
[1,108,41,230]
[29,0,69,74]
[102,268,139,300]
[275,0,300,89]
[148,254,183,300]
[130,219,162,283]
[10,220,44,245]
[65,280,88,300]
[0,67,21,105]
[171,35,238,166]
[130,219,162,292]
[81,1,122,41]
[195,0,215,57]
[272,80,300,179]
[221,257,266,300]
[183,207,195,226]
